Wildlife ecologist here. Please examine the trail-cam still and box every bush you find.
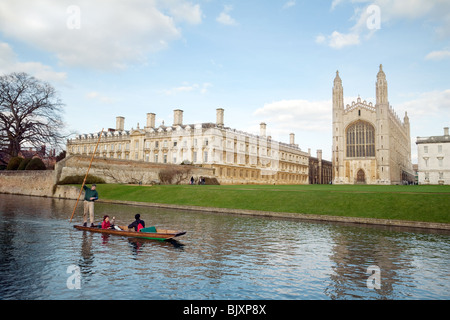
[159,167,192,185]
[6,156,24,170]
[25,158,46,170]
[58,174,106,185]
[17,158,32,170]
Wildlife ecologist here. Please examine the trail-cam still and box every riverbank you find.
[91,184,450,231]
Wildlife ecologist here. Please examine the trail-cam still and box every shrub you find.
[25,158,46,170]
[159,167,192,185]
[58,174,106,185]
[6,156,24,170]
[17,158,32,170]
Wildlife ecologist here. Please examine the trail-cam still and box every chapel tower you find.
[332,71,345,184]
[332,65,414,185]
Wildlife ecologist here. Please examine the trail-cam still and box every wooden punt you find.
[73,225,186,241]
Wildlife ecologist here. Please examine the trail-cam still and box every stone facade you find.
[67,108,310,185]
[0,170,56,197]
[58,155,215,185]
[416,127,450,185]
[332,65,414,185]
[309,149,332,184]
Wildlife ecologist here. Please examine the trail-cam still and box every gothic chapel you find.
[332,65,414,184]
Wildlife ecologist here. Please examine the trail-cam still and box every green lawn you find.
[86,184,450,224]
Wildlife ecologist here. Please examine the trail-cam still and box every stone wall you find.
[0,170,56,197]
[58,155,215,185]
[0,155,216,198]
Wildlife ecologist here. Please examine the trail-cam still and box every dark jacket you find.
[128,219,145,231]
[83,185,98,202]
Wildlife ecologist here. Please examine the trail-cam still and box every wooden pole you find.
[69,128,104,223]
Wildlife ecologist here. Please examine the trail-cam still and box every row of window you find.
[424,172,446,180]
[217,167,308,181]
[423,145,444,153]
[422,157,446,167]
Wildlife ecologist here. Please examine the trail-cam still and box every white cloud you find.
[425,50,450,61]
[86,91,115,104]
[158,0,202,25]
[397,89,450,118]
[282,1,296,10]
[318,0,450,49]
[396,89,450,163]
[0,0,203,70]
[328,31,360,49]
[162,82,212,95]
[252,90,450,161]
[216,5,238,26]
[0,42,66,82]
[253,99,332,133]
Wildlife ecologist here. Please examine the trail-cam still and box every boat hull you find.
[73,225,186,241]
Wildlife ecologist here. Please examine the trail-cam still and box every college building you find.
[416,127,450,185]
[67,108,310,185]
[332,65,414,185]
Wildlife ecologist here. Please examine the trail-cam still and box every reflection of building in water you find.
[67,108,310,185]
[325,226,412,299]
[332,65,414,185]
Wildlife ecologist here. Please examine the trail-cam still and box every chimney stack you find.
[216,108,224,127]
[317,149,322,162]
[146,113,155,128]
[290,133,295,145]
[445,127,449,136]
[173,109,183,126]
[116,116,125,131]
[260,122,267,137]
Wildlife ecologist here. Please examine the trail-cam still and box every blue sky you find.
[1,0,449,162]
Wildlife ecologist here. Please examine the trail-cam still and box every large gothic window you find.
[346,121,375,158]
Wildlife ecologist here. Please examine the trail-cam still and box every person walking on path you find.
[83,184,98,227]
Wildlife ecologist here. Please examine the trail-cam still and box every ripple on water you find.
[0,194,449,300]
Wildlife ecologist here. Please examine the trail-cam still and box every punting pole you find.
[69,128,104,223]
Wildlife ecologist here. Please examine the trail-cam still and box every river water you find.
[0,193,449,300]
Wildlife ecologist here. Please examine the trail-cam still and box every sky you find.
[1,0,449,163]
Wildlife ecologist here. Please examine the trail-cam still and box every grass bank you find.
[87,184,450,224]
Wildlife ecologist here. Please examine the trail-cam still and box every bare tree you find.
[0,72,66,157]
[159,167,192,185]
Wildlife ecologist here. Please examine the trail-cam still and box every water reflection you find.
[0,193,449,300]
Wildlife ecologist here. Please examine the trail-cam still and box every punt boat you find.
[73,225,186,241]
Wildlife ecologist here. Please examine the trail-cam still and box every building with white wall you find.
[67,108,310,185]
[416,127,450,185]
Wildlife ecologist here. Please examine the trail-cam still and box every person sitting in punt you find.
[101,215,116,229]
[128,214,145,232]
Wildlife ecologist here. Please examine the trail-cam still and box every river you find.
[0,193,449,300]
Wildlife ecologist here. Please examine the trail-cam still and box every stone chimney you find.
[116,116,125,131]
[260,122,266,137]
[173,109,183,126]
[290,133,295,145]
[147,113,156,128]
[216,108,224,127]
[445,127,449,136]
[317,149,322,162]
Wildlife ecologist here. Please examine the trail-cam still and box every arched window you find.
[346,121,375,158]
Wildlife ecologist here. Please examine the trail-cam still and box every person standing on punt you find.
[83,184,98,227]
[128,214,145,232]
